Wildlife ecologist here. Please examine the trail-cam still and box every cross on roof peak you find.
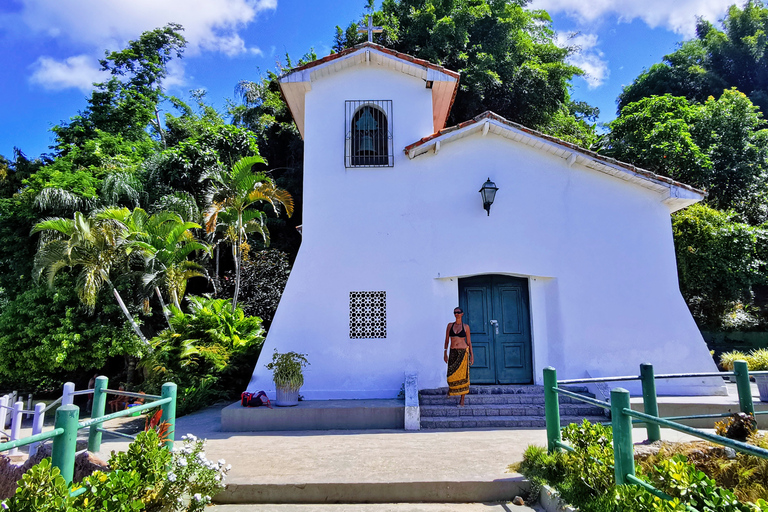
[359,15,384,43]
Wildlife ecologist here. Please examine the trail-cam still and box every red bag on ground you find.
[241,391,272,408]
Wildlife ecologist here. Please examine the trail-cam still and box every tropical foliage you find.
[140,296,264,415]
[1,429,229,511]
[514,420,768,511]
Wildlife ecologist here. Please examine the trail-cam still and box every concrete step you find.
[215,476,531,504]
[418,394,590,405]
[419,384,590,396]
[420,404,605,418]
[420,415,608,429]
[221,399,404,432]
[211,503,543,511]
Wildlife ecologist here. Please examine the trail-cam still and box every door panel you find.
[459,275,532,385]
[460,278,494,384]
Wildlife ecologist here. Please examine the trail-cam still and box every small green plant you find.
[265,349,309,391]
[3,458,72,511]
[720,348,768,371]
[720,351,748,371]
[715,412,758,441]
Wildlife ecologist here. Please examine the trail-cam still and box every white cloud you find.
[556,33,609,88]
[17,0,276,92]
[29,55,108,93]
[531,0,732,36]
[19,0,275,55]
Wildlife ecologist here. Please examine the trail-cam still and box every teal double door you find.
[459,275,533,384]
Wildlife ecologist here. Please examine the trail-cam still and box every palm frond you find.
[101,171,145,208]
[31,217,75,237]
[34,188,91,213]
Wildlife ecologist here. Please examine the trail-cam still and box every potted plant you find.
[265,349,309,406]
[720,348,768,402]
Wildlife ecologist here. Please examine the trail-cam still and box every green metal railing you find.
[544,362,768,510]
[0,376,176,486]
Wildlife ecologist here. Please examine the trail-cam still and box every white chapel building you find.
[247,42,724,399]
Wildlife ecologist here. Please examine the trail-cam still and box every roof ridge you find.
[404,111,706,198]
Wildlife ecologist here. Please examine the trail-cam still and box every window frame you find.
[345,100,394,168]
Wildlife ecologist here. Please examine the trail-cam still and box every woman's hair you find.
[454,307,463,313]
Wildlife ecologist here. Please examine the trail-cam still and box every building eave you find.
[404,111,707,213]
[278,42,460,138]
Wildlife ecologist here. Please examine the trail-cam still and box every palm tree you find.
[204,155,293,311]
[97,207,211,324]
[32,211,150,345]
[140,212,211,310]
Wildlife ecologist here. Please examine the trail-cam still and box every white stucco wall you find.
[248,62,723,399]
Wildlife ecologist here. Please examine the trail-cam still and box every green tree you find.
[334,0,592,139]
[31,210,151,345]
[53,23,186,150]
[619,1,768,114]
[673,204,768,328]
[204,156,294,312]
[602,89,768,224]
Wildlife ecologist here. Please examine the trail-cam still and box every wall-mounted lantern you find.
[479,178,499,216]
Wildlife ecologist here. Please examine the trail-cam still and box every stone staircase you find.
[419,384,608,429]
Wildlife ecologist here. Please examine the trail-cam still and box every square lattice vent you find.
[349,291,387,339]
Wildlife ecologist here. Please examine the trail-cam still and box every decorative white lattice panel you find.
[349,291,387,339]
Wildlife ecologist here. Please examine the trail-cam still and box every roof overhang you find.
[404,112,706,212]
[278,42,460,138]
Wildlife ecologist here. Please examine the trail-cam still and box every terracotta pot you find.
[275,387,300,406]
[755,374,768,403]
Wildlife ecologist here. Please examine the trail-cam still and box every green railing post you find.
[611,388,635,485]
[640,363,661,443]
[51,404,79,485]
[544,367,562,453]
[734,360,755,416]
[160,382,177,450]
[88,376,108,453]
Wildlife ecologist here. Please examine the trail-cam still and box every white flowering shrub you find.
[0,429,229,511]
[161,434,230,511]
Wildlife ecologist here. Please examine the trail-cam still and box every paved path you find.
[89,404,706,507]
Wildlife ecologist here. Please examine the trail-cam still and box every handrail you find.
[78,398,170,429]
[557,376,640,384]
[624,408,768,459]
[0,428,64,452]
[555,388,611,409]
[96,428,137,441]
[0,376,177,491]
[543,361,767,510]
[43,397,62,413]
[103,389,161,401]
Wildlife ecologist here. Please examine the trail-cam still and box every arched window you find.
[345,100,393,167]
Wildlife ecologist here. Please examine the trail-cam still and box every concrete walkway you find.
[87,404,706,508]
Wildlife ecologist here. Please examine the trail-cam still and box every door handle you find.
[490,319,499,335]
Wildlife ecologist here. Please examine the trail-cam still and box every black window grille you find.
[345,100,393,168]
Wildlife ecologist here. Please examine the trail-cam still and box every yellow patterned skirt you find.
[447,348,470,396]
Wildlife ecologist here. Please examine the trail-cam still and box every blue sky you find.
[0,0,737,160]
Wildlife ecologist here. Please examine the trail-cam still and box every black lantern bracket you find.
[479,178,499,216]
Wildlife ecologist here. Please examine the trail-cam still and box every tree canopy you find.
[332,0,597,144]
[619,1,768,114]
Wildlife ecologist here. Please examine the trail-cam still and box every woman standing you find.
[444,307,474,406]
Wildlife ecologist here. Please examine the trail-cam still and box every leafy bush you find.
[141,295,264,414]
[720,349,768,371]
[1,429,229,511]
[516,420,768,511]
[0,273,141,390]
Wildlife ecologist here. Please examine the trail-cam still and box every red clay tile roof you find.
[279,41,461,80]
[404,111,707,198]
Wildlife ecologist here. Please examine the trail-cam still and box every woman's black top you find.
[450,322,466,338]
